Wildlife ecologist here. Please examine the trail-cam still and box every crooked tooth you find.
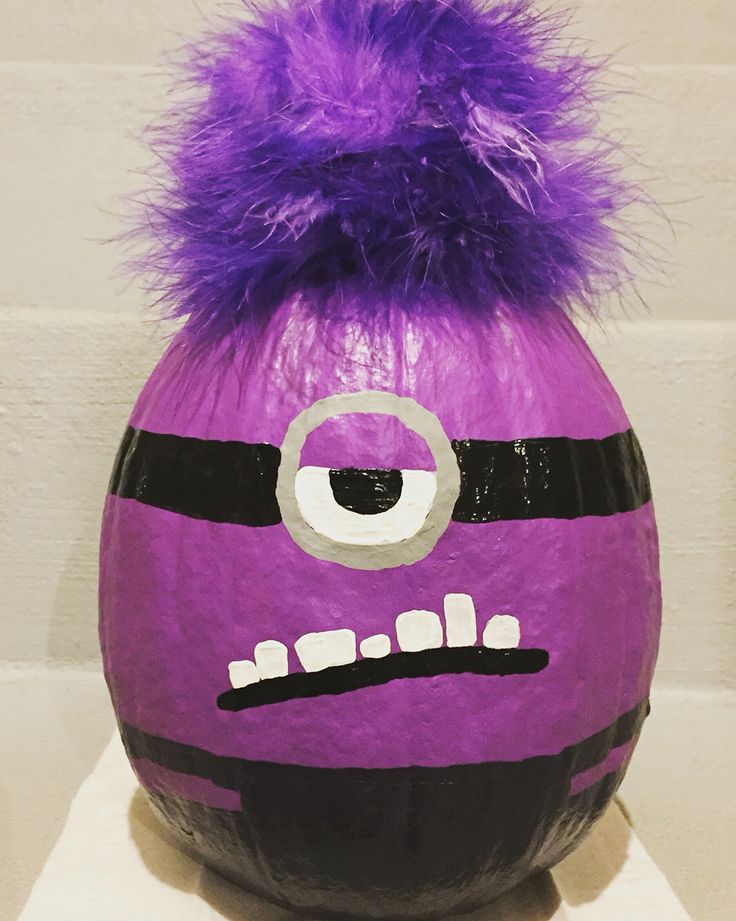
[483,615,521,649]
[443,593,477,647]
[228,660,259,689]
[295,629,357,673]
[396,610,443,652]
[254,640,289,680]
[360,634,391,659]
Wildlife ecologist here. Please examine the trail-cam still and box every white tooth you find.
[360,634,392,659]
[295,629,357,672]
[483,615,521,649]
[396,610,443,652]
[228,660,259,689]
[443,593,477,647]
[254,640,289,679]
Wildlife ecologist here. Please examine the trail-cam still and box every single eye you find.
[295,466,437,545]
[276,391,461,570]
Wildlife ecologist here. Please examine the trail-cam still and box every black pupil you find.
[329,469,404,515]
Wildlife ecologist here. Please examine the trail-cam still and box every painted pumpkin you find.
[100,1,661,918]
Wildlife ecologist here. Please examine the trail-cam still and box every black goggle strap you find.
[120,697,650,793]
[109,426,651,526]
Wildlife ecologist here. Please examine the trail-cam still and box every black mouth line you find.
[217,647,549,712]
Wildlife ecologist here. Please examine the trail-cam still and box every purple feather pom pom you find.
[131,0,641,341]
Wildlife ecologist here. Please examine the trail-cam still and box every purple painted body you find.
[100,301,660,774]
[104,2,658,912]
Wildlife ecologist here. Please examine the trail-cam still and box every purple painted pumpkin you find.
[99,1,660,917]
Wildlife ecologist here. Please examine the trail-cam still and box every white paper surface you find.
[19,732,692,921]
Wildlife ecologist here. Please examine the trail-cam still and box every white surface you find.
[5,669,733,921]
[1,667,113,921]
[17,729,692,921]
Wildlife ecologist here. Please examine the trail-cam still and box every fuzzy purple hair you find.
[133,0,639,340]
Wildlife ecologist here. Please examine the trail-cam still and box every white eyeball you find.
[295,466,437,546]
[276,391,461,570]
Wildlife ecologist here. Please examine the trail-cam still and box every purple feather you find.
[131,0,640,341]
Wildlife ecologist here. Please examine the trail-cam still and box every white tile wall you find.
[1,0,220,65]
[574,0,736,66]
[2,1,734,67]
